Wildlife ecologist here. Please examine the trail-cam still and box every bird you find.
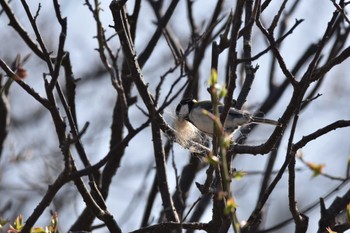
[175,99,281,136]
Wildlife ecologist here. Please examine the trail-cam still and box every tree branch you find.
[110,0,179,222]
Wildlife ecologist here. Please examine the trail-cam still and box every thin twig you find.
[330,0,350,24]
[0,0,44,59]
[256,16,297,87]
[0,59,51,109]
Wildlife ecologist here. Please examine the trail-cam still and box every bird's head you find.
[175,98,196,120]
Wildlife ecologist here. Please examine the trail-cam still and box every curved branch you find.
[293,120,350,150]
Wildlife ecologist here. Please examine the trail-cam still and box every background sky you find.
[1,0,350,232]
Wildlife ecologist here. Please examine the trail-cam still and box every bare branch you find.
[0,58,51,109]
[110,0,180,222]
[0,0,44,59]
[293,120,350,150]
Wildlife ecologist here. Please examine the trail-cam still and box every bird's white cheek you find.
[177,106,190,119]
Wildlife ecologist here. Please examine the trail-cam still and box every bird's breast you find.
[189,107,252,135]
[189,108,215,135]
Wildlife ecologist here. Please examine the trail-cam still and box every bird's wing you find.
[195,101,214,112]
[217,105,250,119]
[216,105,250,133]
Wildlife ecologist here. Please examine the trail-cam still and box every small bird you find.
[176,99,281,136]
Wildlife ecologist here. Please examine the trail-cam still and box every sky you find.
[1,0,350,232]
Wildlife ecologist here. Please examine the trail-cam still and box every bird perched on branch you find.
[176,99,281,137]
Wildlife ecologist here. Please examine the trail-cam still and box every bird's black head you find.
[176,99,196,120]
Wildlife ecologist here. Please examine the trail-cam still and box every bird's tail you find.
[251,116,281,126]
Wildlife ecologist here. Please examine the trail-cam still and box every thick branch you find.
[110,0,179,222]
